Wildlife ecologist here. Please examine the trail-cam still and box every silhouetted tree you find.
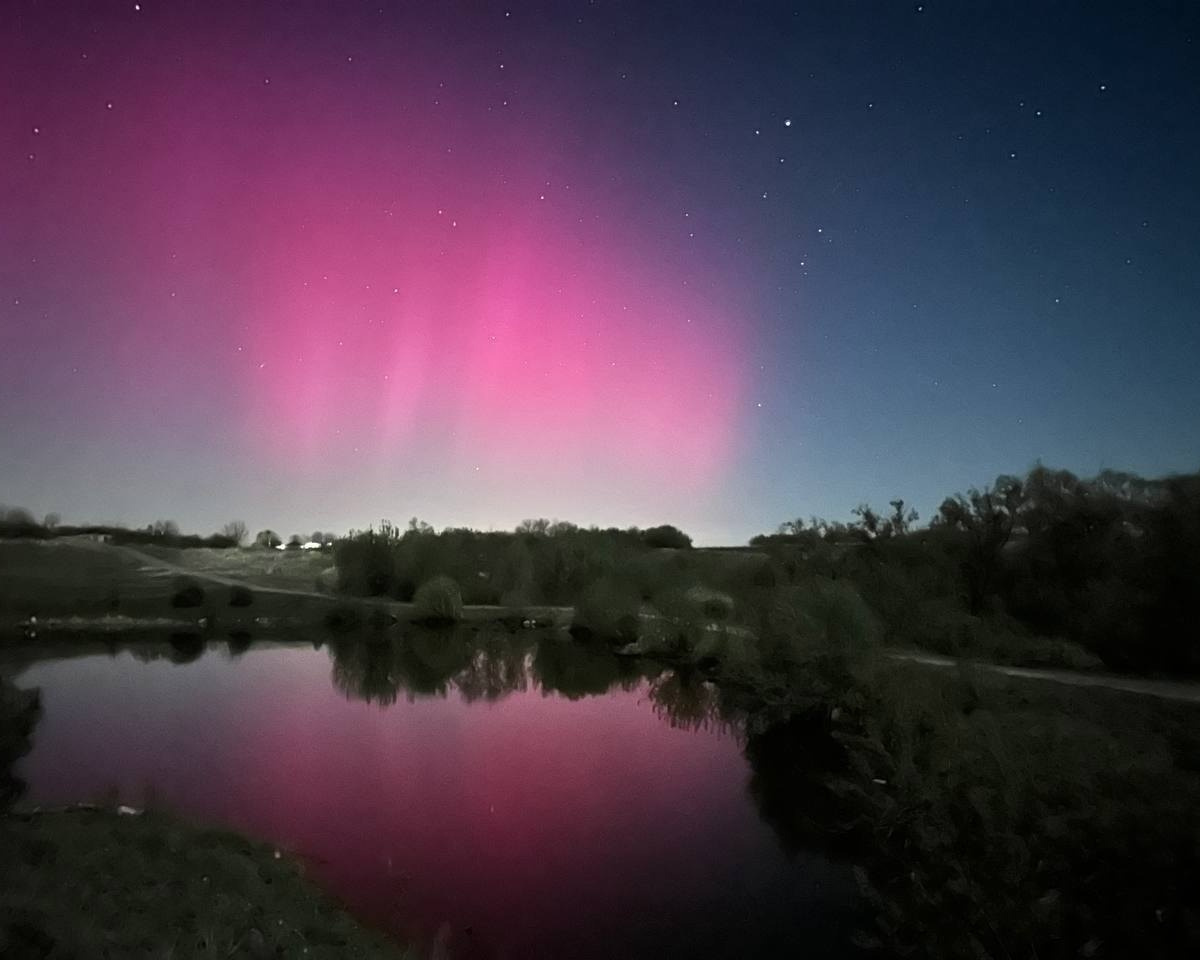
[641,524,693,549]
[937,475,1024,614]
[888,499,918,536]
[254,529,282,549]
[221,520,248,545]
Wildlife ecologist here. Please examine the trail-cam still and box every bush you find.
[570,579,642,644]
[413,576,463,623]
[641,525,693,549]
[758,579,879,696]
[228,585,254,607]
[314,567,338,594]
[684,585,735,621]
[170,578,205,608]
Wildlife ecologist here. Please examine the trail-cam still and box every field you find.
[132,543,335,593]
[0,539,336,635]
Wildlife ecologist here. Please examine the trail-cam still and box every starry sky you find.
[3,1,1198,545]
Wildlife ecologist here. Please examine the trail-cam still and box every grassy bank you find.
[0,539,333,627]
[0,807,411,959]
[623,579,1200,959]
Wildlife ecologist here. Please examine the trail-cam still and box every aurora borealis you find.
[3,2,1199,542]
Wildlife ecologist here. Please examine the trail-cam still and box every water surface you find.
[13,631,860,958]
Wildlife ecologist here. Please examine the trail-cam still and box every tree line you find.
[752,464,1200,674]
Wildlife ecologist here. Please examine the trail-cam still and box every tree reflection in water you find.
[325,627,851,873]
[646,665,742,737]
[328,626,662,706]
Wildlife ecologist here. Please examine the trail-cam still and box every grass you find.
[0,541,571,644]
[0,540,345,641]
[0,807,411,959]
[842,666,1200,958]
[133,543,335,593]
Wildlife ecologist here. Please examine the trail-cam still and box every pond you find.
[11,628,862,959]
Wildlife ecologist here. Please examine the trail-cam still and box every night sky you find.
[3,1,1198,544]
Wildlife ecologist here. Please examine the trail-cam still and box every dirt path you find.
[113,544,335,600]
[886,650,1200,704]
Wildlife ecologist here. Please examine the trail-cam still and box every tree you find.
[254,529,282,549]
[222,520,248,545]
[888,499,918,536]
[852,500,918,541]
[150,519,180,538]
[851,504,883,540]
[406,517,435,536]
[43,512,60,530]
[937,474,1024,614]
[285,534,303,551]
[641,524,693,549]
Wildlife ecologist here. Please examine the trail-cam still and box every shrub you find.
[413,576,464,623]
[228,585,254,607]
[641,524,693,549]
[684,585,735,621]
[758,578,879,696]
[314,567,338,594]
[570,579,642,644]
[170,578,205,608]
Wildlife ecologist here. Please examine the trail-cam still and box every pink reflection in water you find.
[15,644,855,959]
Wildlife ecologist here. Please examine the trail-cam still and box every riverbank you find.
[1,806,412,958]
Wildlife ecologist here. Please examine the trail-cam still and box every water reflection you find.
[327,626,659,708]
[6,631,863,958]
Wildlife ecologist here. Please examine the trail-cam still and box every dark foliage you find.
[0,677,41,809]
[324,603,364,633]
[0,509,240,550]
[755,465,1200,675]
[228,585,254,607]
[225,630,254,656]
[333,520,691,608]
[641,524,694,549]
[166,632,205,664]
[169,578,205,608]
